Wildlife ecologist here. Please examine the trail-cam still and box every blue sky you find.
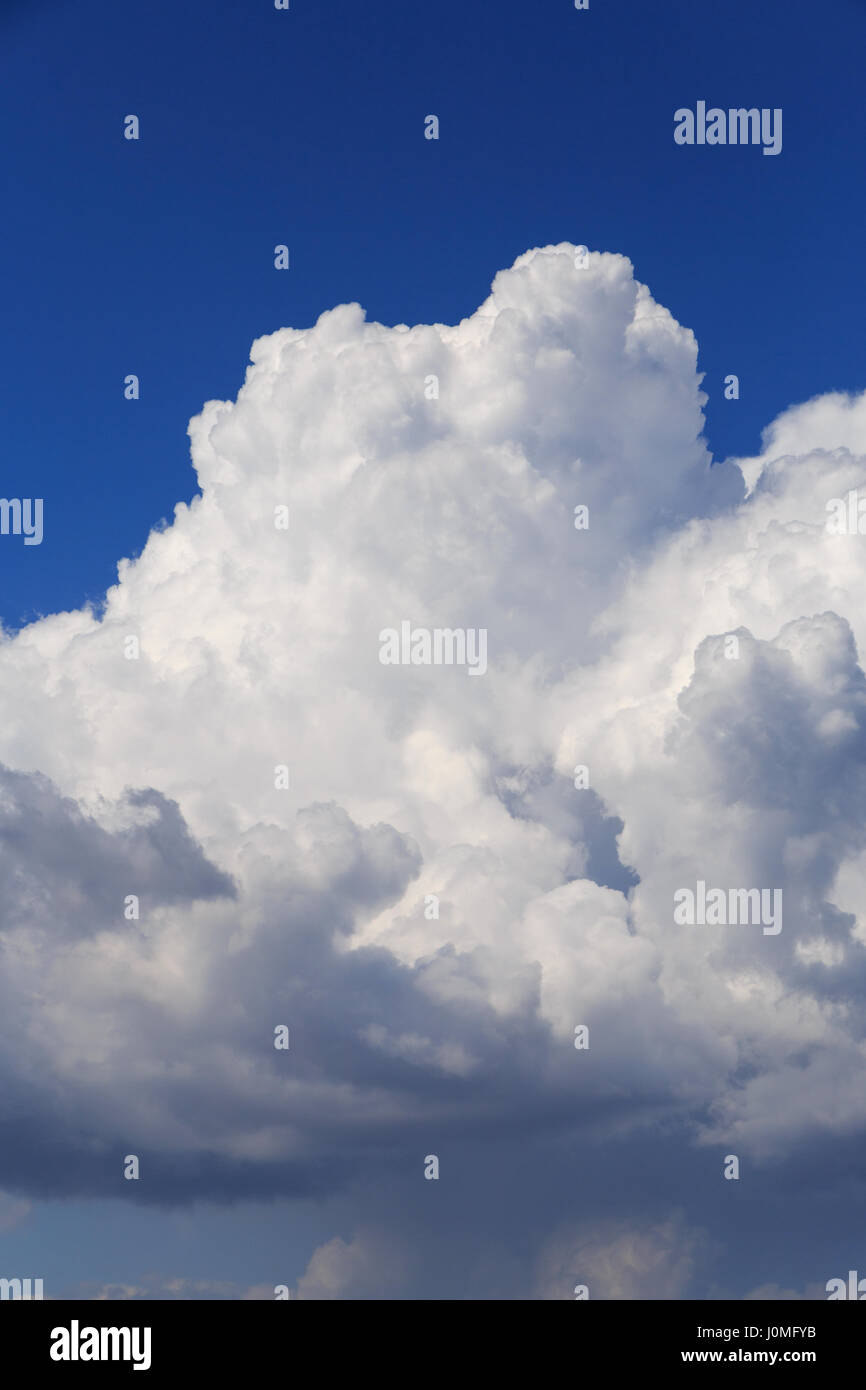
[3,0,866,1303]
[2,0,865,629]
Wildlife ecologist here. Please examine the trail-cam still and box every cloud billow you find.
[2,244,866,1295]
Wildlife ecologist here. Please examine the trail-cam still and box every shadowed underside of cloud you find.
[2,243,866,1295]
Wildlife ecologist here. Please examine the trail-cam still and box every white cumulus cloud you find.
[1,243,865,1281]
